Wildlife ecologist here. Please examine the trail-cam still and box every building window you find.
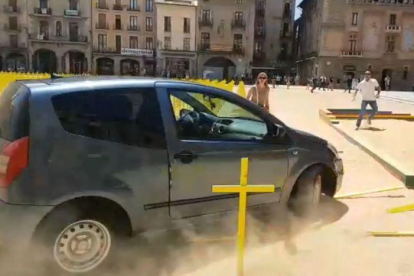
[40,0,48,9]
[184,18,190,33]
[130,16,138,30]
[183,38,190,50]
[115,15,122,30]
[116,35,121,52]
[129,0,138,10]
[202,10,211,22]
[349,34,357,53]
[10,35,18,48]
[164,36,171,49]
[352,13,358,26]
[386,35,395,53]
[164,16,171,32]
[98,13,106,28]
[146,17,153,31]
[9,16,17,30]
[284,3,291,17]
[69,0,78,10]
[51,89,166,149]
[201,32,210,49]
[98,34,107,50]
[403,66,408,80]
[233,34,242,50]
[256,21,264,35]
[130,36,138,48]
[389,14,397,25]
[56,21,62,36]
[254,41,262,54]
[146,37,153,49]
[146,0,153,12]
[235,12,243,23]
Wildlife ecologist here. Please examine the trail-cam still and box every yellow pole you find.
[388,203,414,214]
[334,187,403,199]
[368,231,414,237]
[237,158,248,276]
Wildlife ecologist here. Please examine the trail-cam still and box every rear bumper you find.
[0,200,53,250]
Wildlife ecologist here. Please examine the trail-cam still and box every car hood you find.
[289,128,327,145]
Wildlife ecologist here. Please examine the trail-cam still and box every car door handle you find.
[174,151,197,164]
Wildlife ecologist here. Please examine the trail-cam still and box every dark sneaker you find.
[368,118,372,125]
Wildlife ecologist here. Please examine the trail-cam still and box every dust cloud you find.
[0,197,349,276]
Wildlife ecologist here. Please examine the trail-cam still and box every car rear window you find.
[0,82,30,141]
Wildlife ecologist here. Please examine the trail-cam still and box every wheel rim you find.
[313,175,322,204]
[53,220,111,273]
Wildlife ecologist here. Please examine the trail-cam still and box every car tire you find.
[289,166,322,217]
[33,204,126,275]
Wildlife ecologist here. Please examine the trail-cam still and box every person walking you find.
[385,75,391,91]
[286,76,291,90]
[328,77,334,91]
[345,75,352,93]
[311,76,318,93]
[352,76,359,90]
[352,71,381,130]
[271,75,276,88]
[247,72,270,111]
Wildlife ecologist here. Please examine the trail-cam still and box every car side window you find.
[52,88,166,149]
[169,90,269,142]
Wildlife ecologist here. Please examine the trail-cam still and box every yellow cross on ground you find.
[212,158,275,276]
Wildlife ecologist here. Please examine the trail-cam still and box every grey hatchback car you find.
[0,77,343,274]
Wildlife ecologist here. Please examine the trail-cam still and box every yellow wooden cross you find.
[212,158,275,276]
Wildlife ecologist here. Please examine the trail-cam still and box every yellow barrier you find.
[0,72,83,94]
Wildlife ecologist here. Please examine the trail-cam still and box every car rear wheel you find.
[34,205,125,275]
[289,166,322,216]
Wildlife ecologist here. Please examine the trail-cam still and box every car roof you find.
[17,76,217,95]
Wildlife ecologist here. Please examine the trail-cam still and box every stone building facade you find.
[196,0,255,80]
[92,0,156,75]
[27,0,92,74]
[0,0,28,71]
[252,0,295,78]
[155,0,197,78]
[296,0,414,91]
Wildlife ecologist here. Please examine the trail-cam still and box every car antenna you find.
[51,73,63,79]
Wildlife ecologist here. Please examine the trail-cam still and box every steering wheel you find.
[178,111,201,135]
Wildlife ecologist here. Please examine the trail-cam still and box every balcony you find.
[231,19,246,30]
[198,44,244,55]
[198,17,213,28]
[127,5,140,11]
[341,50,363,57]
[33,7,52,16]
[256,8,265,17]
[94,46,120,54]
[3,5,20,13]
[127,25,140,31]
[96,22,109,30]
[113,24,124,30]
[96,2,109,9]
[386,25,401,33]
[255,29,266,39]
[113,4,123,10]
[64,9,80,16]
[4,24,21,32]
[29,34,88,44]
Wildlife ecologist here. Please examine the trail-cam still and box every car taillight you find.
[0,137,29,188]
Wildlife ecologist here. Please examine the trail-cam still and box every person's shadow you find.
[361,126,385,131]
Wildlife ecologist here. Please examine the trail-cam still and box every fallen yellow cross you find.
[212,158,275,276]
[334,187,403,199]
[369,231,414,237]
[388,203,414,214]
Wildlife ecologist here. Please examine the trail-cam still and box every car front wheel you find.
[289,166,322,216]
